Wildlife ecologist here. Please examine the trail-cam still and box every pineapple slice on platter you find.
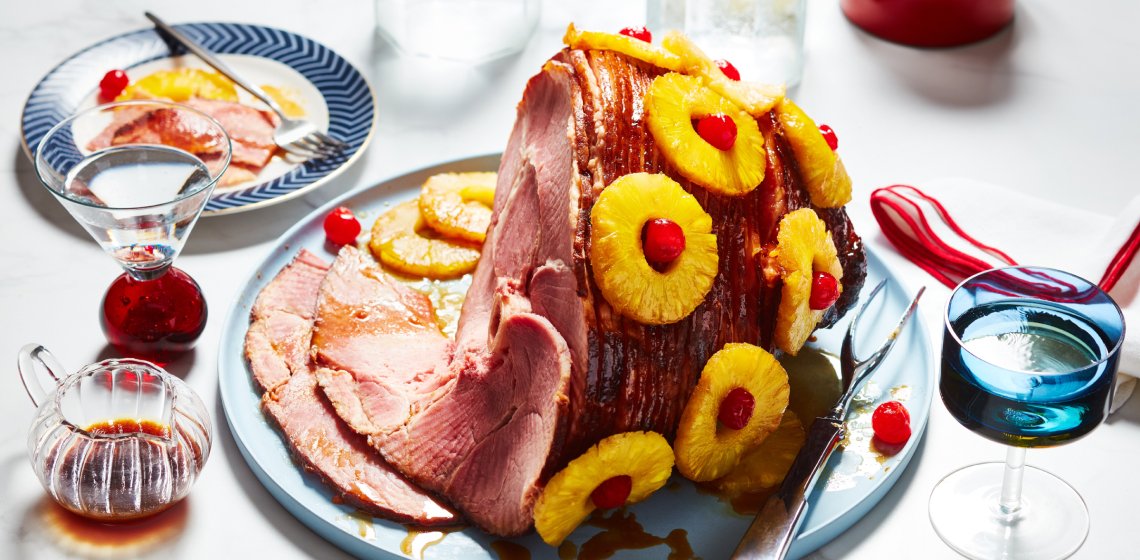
[368,200,481,279]
[712,411,806,495]
[775,99,853,208]
[533,431,674,546]
[116,68,238,102]
[770,208,844,355]
[645,73,766,196]
[418,172,497,243]
[563,23,684,71]
[675,343,791,482]
[660,31,785,116]
[590,172,718,325]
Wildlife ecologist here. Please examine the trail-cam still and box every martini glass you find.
[34,100,232,364]
[931,266,1125,559]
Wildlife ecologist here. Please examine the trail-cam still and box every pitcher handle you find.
[18,344,68,408]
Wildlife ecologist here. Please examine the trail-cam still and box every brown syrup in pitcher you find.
[85,418,172,438]
[45,420,200,520]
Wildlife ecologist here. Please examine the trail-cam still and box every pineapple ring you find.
[675,343,790,482]
[774,99,853,208]
[116,68,238,102]
[418,172,497,243]
[770,208,844,355]
[712,411,806,495]
[660,31,784,116]
[563,23,684,72]
[368,200,481,279]
[645,73,767,196]
[590,173,718,325]
[533,431,674,546]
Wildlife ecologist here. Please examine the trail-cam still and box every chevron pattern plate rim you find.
[20,21,375,216]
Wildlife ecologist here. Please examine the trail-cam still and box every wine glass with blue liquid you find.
[930,266,1125,560]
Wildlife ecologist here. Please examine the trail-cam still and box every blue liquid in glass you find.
[941,301,1118,447]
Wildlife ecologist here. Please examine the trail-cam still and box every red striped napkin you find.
[870,179,1140,412]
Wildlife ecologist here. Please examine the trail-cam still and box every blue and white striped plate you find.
[20,22,375,215]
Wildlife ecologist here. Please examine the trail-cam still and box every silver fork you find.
[731,280,926,560]
[145,12,348,160]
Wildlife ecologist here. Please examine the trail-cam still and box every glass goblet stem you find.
[999,446,1026,515]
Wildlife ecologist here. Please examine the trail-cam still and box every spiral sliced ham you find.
[249,46,866,537]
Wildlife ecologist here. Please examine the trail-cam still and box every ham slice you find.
[184,97,279,169]
[87,97,280,187]
[244,250,457,525]
[311,246,571,536]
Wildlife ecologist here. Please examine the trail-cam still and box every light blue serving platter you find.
[217,154,934,559]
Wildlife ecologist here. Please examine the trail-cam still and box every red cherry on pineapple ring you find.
[715,59,741,81]
[808,270,840,310]
[872,401,911,445]
[695,114,737,151]
[619,26,652,42]
[323,206,361,246]
[642,218,686,266]
[819,124,838,151]
[99,69,129,101]
[591,475,633,509]
[718,387,756,430]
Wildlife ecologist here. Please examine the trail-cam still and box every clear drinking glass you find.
[33,101,230,363]
[18,345,212,521]
[931,266,1125,560]
[375,0,541,63]
[648,0,806,87]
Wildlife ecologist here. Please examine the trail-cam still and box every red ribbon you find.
[869,184,1139,293]
[870,184,1015,289]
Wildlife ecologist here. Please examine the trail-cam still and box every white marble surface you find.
[2,1,1138,559]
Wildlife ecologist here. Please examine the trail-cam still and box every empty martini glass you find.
[34,100,232,363]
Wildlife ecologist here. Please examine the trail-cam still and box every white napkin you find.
[873,178,1140,412]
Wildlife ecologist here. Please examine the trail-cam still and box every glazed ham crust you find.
[552,49,866,466]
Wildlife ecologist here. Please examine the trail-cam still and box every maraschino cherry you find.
[696,114,737,151]
[642,218,686,267]
[718,387,756,430]
[591,475,633,509]
[819,124,839,151]
[715,59,741,81]
[619,26,652,42]
[809,270,840,310]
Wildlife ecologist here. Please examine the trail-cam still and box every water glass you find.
[648,0,806,87]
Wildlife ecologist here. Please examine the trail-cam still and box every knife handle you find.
[731,416,844,560]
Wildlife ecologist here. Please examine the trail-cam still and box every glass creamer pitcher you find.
[18,345,212,521]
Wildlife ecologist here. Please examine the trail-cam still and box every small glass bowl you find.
[20,346,212,521]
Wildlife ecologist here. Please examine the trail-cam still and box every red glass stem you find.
[101,267,207,364]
